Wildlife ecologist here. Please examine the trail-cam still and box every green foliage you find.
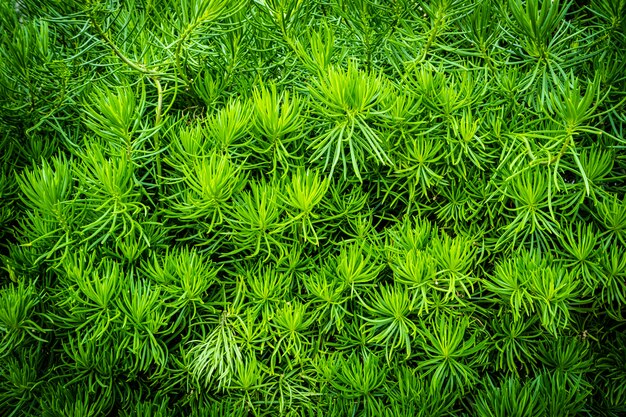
[0,281,46,357]
[416,315,487,393]
[308,62,392,180]
[1,0,626,415]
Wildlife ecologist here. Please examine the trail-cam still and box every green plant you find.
[308,61,392,180]
[416,316,487,394]
[1,0,625,414]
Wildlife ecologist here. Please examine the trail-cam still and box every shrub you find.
[1,0,626,415]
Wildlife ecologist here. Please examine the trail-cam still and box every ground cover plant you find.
[1,0,625,415]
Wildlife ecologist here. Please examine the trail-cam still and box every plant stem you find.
[89,16,159,77]
[154,77,164,202]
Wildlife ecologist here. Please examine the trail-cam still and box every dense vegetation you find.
[1,0,626,415]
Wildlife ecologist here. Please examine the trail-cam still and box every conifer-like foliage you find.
[1,0,626,415]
